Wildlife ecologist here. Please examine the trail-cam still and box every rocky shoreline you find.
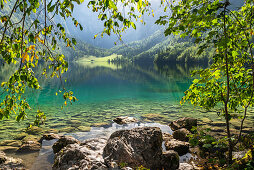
[0,116,251,169]
[0,117,199,169]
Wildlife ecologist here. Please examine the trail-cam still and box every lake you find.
[0,61,253,141]
[0,61,254,168]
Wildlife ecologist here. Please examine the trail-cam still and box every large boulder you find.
[169,117,197,131]
[52,136,79,154]
[113,116,138,125]
[53,138,107,170]
[103,127,179,169]
[164,139,189,156]
[172,128,191,142]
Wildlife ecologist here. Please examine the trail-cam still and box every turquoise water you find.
[0,61,253,142]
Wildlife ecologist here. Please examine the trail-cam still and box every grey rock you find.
[53,138,107,170]
[52,136,79,154]
[165,139,189,156]
[103,127,179,169]
[113,116,138,125]
[169,117,197,131]
[178,163,194,170]
[172,128,191,142]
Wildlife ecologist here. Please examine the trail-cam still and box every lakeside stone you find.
[17,140,41,152]
[103,127,179,169]
[67,119,82,127]
[58,126,76,133]
[113,116,138,125]
[41,133,61,141]
[52,136,80,154]
[77,126,91,132]
[0,146,19,152]
[173,128,191,142]
[141,113,166,121]
[0,140,22,147]
[92,122,110,127]
[13,133,27,140]
[26,126,44,135]
[164,139,189,156]
[169,117,197,131]
[163,133,173,141]
[53,138,107,170]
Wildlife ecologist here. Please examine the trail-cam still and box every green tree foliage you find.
[0,0,151,124]
[156,0,254,165]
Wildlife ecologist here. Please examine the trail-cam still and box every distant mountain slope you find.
[61,39,111,60]
[110,29,205,62]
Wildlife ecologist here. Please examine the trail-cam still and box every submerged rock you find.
[26,126,44,135]
[164,139,189,156]
[169,117,197,131]
[172,128,191,142]
[53,138,107,170]
[92,122,110,127]
[52,136,79,154]
[77,126,91,132]
[113,116,138,125]
[103,127,179,169]
[0,146,19,152]
[18,140,41,152]
[0,140,22,147]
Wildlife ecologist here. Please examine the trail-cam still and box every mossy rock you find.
[45,129,59,134]
[67,120,82,127]
[50,123,66,129]
[59,127,76,133]
[0,146,19,152]
[92,122,110,127]
[77,126,91,132]
[13,133,27,140]
[26,126,44,135]
[22,135,41,143]
[0,140,22,147]
[141,113,166,121]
